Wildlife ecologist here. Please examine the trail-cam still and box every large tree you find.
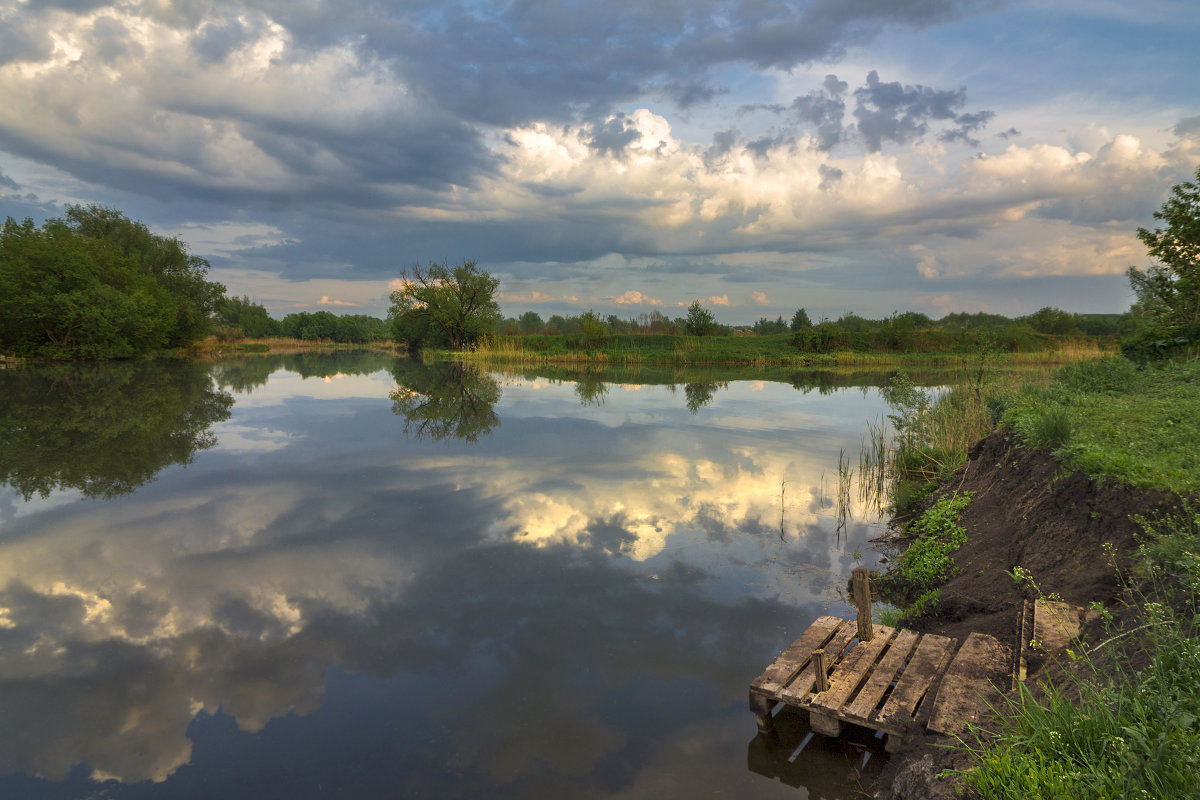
[1128,166,1200,326]
[0,206,225,358]
[388,260,501,351]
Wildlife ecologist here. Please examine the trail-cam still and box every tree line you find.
[4,164,1195,360]
[213,296,389,344]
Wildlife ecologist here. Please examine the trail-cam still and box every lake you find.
[0,353,905,799]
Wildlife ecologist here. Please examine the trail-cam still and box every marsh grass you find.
[452,334,1107,369]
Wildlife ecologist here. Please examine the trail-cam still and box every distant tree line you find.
[213,296,389,344]
[492,301,1134,353]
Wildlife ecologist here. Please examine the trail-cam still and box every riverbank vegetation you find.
[0,206,226,359]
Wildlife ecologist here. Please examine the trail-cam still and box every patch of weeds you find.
[1028,405,1072,450]
[877,492,973,615]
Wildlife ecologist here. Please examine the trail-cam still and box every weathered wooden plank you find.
[1033,599,1081,653]
[750,615,842,697]
[927,632,1012,739]
[1014,598,1033,690]
[842,629,920,723]
[810,626,897,715]
[872,633,956,735]
[777,620,858,705]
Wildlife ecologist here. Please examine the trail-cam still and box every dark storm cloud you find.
[1175,116,1200,138]
[854,69,983,151]
[790,74,848,151]
[818,163,843,190]
[583,114,641,157]
[0,171,19,190]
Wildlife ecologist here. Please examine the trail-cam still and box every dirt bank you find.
[871,429,1179,799]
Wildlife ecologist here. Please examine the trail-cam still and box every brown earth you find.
[870,429,1180,800]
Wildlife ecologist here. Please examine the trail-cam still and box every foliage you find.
[790,307,812,331]
[388,359,501,442]
[278,311,387,343]
[0,360,233,499]
[518,311,544,334]
[1022,306,1080,336]
[215,295,280,339]
[751,316,789,335]
[389,260,501,352]
[1002,358,1200,494]
[877,492,972,612]
[1127,166,1200,328]
[683,301,718,336]
[578,310,608,348]
[0,206,225,358]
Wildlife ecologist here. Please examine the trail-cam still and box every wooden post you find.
[852,566,873,642]
[813,649,829,693]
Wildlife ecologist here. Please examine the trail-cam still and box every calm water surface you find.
[0,353,903,799]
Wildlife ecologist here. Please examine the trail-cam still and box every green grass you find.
[1001,358,1200,494]
[876,492,973,617]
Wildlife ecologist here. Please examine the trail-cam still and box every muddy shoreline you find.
[868,429,1179,799]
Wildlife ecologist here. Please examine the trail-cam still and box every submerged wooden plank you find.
[841,628,920,723]
[750,615,842,698]
[927,632,1012,739]
[872,633,956,735]
[810,626,897,715]
[777,619,858,705]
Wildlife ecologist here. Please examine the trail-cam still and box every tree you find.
[1128,166,1200,326]
[518,311,544,334]
[388,260,501,352]
[215,295,280,338]
[684,301,717,336]
[579,310,607,347]
[64,205,225,346]
[0,207,224,358]
[790,308,812,331]
[751,316,788,335]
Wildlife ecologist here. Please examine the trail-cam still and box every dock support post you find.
[852,567,873,642]
[813,649,829,693]
[749,692,777,736]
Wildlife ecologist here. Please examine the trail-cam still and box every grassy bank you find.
[448,332,1107,368]
[869,355,1200,797]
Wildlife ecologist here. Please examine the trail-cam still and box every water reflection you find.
[0,354,901,799]
[0,360,232,500]
[389,360,501,441]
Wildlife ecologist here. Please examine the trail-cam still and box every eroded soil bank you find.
[871,429,1180,800]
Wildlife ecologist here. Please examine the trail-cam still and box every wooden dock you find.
[749,616,1010,752]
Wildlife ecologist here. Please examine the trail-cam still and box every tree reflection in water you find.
[0,361,233,499]
[389,360,501,442]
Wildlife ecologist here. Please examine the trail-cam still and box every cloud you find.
[497,290,559,304]
[750,291,769,305]
[316,295,355,307]
[610,290,665,306]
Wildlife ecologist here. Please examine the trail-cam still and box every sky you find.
[1,0,1197,323]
